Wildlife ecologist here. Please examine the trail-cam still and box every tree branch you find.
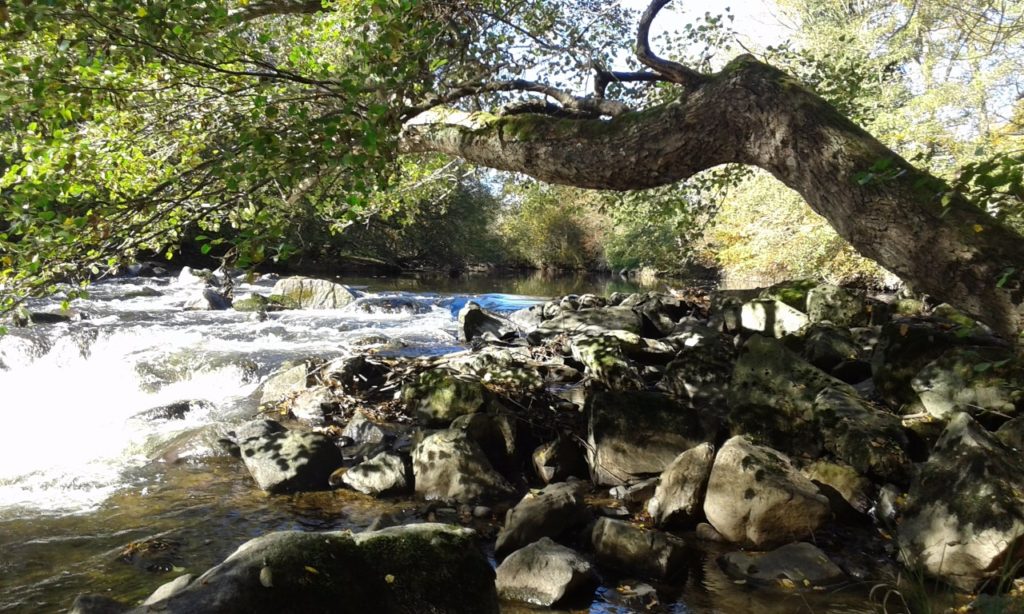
[635,0,708,88]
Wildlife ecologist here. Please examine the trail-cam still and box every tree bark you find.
[402,55,1024,338]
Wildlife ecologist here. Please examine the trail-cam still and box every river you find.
[0,271,911,613]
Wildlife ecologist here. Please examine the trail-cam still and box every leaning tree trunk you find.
[403,55,1024,338]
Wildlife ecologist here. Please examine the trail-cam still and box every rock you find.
[814,387,912,484]
[871,319,1004,406]
[270,276,357,310]
[589,517,687,580]
[806,284,868,327]
[508,305,544,331]
[444,346,544,393]
[532,438,588,484]
[288,386,338,424]
[530,306,642,340]
[570,335,644,391]
[412,429,515,504]
[458,302,517,341]
[997,415,1024,450]
[739,299,809,338]
[134,399,212,421]
[238,424,344,493]
[259,362,311,406]
[801,460,874,517]
[402,370,486,426]
[578,294,605,309]
[633,294,691,337]
[586,391,712,486]
[719,542,846,589]
[495,538,597,607]
[898,413,1024,591]
[646,443,715,528]
[177,266,210,286]
[656,340,734,407]
[728,335,854,457]
[703,436,830,548]
[341,411,390,446]
[340,452,409,496]
[347,296,431,315]
[125,524,498,613]
[495,481,589,559]
[69,595,129,614]
[325,354,389,394]
[801,323,862,372]
[911,346,1023,422]
[758,279,818,311]
[183,287,231,311]
[450,410,518,476]
[610,478,659,506]
[142,574,194,605]
[232,293,288,312]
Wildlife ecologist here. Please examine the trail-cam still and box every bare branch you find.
[592,63,666,98]
[635,0,708,88]
[408,78,631,119]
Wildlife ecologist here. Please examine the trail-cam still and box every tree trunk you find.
[402,56,1024,338]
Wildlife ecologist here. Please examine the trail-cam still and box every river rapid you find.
[0,272,918,613]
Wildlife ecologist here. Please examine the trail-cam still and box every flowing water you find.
[0,272,904,613]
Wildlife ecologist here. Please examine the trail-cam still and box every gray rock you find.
[531,306,642,340]
[586,391,712,486]
[802,323,862,372]
[340,452,409,496]
[495,481,589,559]
[183,287,231,311]
[270,276,356,310]
[898,413,1024,591]
[325,354,389,394]
[911,346,1023,421]
[719,542,846,588]
[238,426,343,493]
[704,436,830,548]
[800,460,874,516]
[402,370,486,427]
[451,410,517,476]
[610,477,659,506]
[342,411,389,446]
[347,296,431,315]
[458,302,517,341]
[444,346,544,394]
[570,335,644,391]
[412,429,515,504]
[259,362,310,406]
[288,386,338,425]
[814,387,912,485]
[739,299,809,338]
[142,574,194,605]
[646,443,715,528]
[589,517,687,579]
[532,438,588,484]
[657,341,734,407]
[495,538,597,607]
[508,305,544,331]
[123,524,498,613]
[806,284,868,327]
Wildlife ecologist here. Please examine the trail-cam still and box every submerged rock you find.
[899,413,1024,591]
[495,538,597,607]
[719,542,846,589]
[703,436,830,548]
[589,517,688,580]
[102,524,498,614]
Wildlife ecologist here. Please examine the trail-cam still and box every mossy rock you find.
[758,279,818,312]
[402,370,487,427]
[233,294,289,312]
[814,387,912,485]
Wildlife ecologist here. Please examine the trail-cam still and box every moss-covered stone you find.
[758,279,818,312]
[402,370,486,427]
[270,276,356,310]
[814,387,912,485]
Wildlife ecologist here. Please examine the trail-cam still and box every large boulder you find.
[898,413,1024,591]
[444,346,544,394]
[586,391,712,486]
[495,481,589,559]
[910,347,1023,422]
[588,517,688,580]
[412,429,515,504]
[113,524,498,613]
[340,452,410,496]
[646,443,716,528]
[495,538,597,607]
[656,340,734,408]
[801,323,862,373]
[530,306,642,340]
[402,370,486,426]
[570,335,644,391]
[719,542,846,589]
[728,335,854,457]
[271,276,357,310]
[237,423,344,493]
[704,436,830,548]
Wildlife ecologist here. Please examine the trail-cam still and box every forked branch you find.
[635,0,708,88]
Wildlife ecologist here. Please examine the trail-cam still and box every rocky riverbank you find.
[69,275,1024,613]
